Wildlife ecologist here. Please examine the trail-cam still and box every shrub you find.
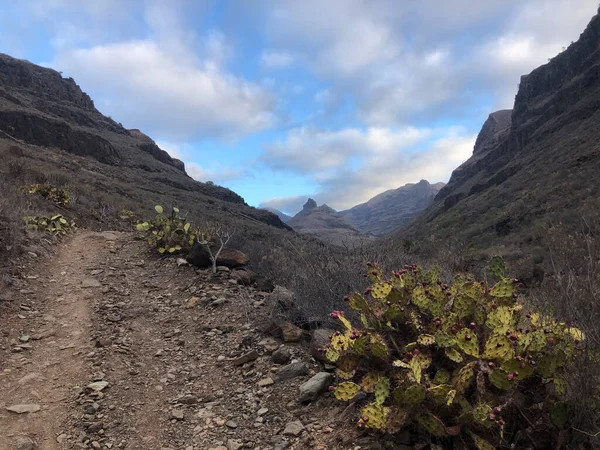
[23,214,77,235]
[24,183,70,206]
[326,257,584,448]
[136,205,196,254]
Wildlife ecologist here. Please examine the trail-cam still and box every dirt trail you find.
[0,231,119,450]
[0,230,363,450]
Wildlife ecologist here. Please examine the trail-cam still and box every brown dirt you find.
[0,231,368,450]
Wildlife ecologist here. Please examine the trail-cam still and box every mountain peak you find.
[303,198,317,211]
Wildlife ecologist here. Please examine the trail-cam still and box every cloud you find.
[261,125,476,211]
[261,50,294,69]
[52,39,275,140]
[260,195,308,215]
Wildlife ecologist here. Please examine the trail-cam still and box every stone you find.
[187,244,249,269]
[6,404,41,414]
[276,362,309,381]
[225,420,238,428]
[81,278,101,288]
[183,297,200,309]
[310,329,335,363]
[232,349,259,366]
[299,372,333,403]
[14,436,36,450]
[257,377,274,387]
[271,347,291,365]
[87,381,109,392]
[176,394,199,405]
[230,269,256,286]
[227,439,243,450]
[170,409,185,420]
[283,420,305,436]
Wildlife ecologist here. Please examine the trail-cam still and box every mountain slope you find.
[287,199,368,245]
[262,206,292,223]
[398,8,600,268]
[340,180,445,236]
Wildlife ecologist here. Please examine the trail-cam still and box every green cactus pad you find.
[434,369,451,384]
[445,348,463,363]
[374,377,391,405]
[553,376,567,395]
[396,383,426,405]
[501,359,534,379]
[370,334,389,358]
[456,329,479,357]
[326,347,340,362]
[452,362,476,394]
[445,389,457,406]
[409,353,432,384]
[418,334,435,345]
[351,335,369,355]
[330,333,349,351]
[490,278,516,298]
[361,372,383,393]
[454,294,476,319]
[489,256,506,279]
[417,413,448,437]
[483,334,513,360]
[372,282,392,299]
[349,293,369,311]
[486,306,515,330]
[425,266,441,284]
[336,369,355,380]
[338,354,360,374]
[472,404,493,422]
[412,285,429,310]
[361,403,389,429]
[334,382,361,401]
[367,266,382,283]
[488,369,513,390]
[435,331,456,348]
[427,384,452,402]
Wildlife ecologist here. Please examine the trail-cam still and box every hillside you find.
[286,198,369,246]
[398,8,600,277]
[0,52,293,264]
[340,179,445,236]
[262,206,292,223]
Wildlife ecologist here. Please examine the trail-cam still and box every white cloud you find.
[260,50,294,69]
[261,126,475,210]
[52,40,275,140]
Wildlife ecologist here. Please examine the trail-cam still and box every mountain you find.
[287,198,369,246]
[262,207,292,223]
[0,52,293,261]
[398,8,600,275]
[340,180,445,236]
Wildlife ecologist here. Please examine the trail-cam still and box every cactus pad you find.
[490,278,516,298]
[417,413,447,437]
[361,372,383,393]
[351,335,369,355]
[338,354,360,374]
[386,407,409,433]
[374,377,391,405]
[370,334,389,358]
[489,255,506,279]
[326,347,340,362]
[483,334,513,360]
[469,432,496,450]
[361,403,389,429]
[445,348,463,363]
[418,334,435,345]
[396,383,426,405]
[348,293,369,311]
[452,362,476,394]
[550,402,569,429]
[434,369,451,384]
[472,404,492,422]
[488,369,513,390]
[435,331,456,348]
[334,382,361,401]
[456,329,479,357]
[372,282,392,299]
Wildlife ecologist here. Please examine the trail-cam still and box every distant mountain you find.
[340,180,445,236]
[287,199,369,246]
[396,7,600,279]
[262,207,292,223]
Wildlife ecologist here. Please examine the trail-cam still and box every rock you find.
[310,328,335,363]
[176,394,199,405]
[170,409,185,420]
[299,372,333,403]
[187,244,249,269]
[232,349,259,366]
[276,362,309,381]
[81,277,101,288]
[183,297,200,309]
[87,422,104,433]
[265,320,304,342]
[257,377,274,387]
[6,404,41,414]
[87,381,109,392]
[283,420,305,436]
[227,439,243,450]
[14,436,36,450]
[217,265,231,272]
[271,347,291,365]
[258,337,279,353]
[257,407,268,416]
[95,338,112,348]
[230,269,256,286]
[225,420,238,428]
[177,257,189,266]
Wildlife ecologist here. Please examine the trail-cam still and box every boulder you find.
[276,362,309,381]
[187,244,249,269]
[264,320,305,342]
[271,346,291,365]
[230,269,256,286]
[299,372,333,403]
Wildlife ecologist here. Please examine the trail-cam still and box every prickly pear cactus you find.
[324,258,584,446]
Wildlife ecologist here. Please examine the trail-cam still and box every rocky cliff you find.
[340,180,445,236]
[401,8,600,265]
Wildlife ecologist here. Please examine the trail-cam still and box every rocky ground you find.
[0,231,392,450]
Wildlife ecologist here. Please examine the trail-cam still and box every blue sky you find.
[1,0,597,214]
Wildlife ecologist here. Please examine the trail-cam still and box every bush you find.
[23,214,77,235]
[136,205,196,254]
[24,183,70,206]
[326,257,584,448]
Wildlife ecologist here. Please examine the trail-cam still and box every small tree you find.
[197,223,234,273]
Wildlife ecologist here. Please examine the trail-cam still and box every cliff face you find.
[340,180,445,236]
[402,8,600,259]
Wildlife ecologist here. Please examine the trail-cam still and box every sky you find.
[1,1,598,214]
